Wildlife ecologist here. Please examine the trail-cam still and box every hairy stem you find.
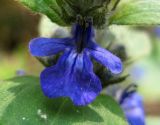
[111,0,121,11]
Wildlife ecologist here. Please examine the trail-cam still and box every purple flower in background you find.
[29,18,122,106]
[16,69,26,76]
[154,27,160,37]
[119,85,146,125]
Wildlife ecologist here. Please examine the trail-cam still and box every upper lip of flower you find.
[29,21,123,106]
[119,84,145,124]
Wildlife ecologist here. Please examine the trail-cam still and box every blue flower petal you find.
[127,116,145,125]
[87,41,123,74]
[40,49,102,106]
[29,37,74,57]
[121,93,145,125]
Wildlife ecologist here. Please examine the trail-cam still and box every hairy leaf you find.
[0,76,127,125]
[18,0,111,27]
[109,0,160,25]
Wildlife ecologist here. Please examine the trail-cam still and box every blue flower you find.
[29,19,122,106]
[154,27,160,37]
[119,85,146,125]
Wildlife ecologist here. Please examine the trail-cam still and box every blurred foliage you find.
[147,117,160,125]
[0,0,39,52]
[0,0,42,79]
[136,46,160,102]
[0,46,43,79]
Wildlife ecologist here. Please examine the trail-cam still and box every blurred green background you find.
[0,0,160,125]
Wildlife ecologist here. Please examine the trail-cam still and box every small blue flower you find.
[154,27,160,37]
[119,85,146,125]
[29,19,122,106]
[16,69,26,76]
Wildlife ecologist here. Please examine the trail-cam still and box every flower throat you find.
[76,16,93,53]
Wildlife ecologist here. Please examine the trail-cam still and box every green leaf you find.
[17,0,112,27]
[18,0,66,26]
[0,76,127,125]
[109,0,160,25]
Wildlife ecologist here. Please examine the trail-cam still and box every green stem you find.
[111,0,121,11]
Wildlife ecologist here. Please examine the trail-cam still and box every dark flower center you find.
[75,16,93,53]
